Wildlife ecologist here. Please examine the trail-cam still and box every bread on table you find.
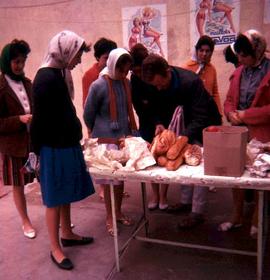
[166,136,188,160]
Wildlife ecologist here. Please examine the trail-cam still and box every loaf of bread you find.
[166,136,188,160]
[150,129,176,156]
[150,134,160,156]
[184,144,202,166]
[157,155,168,167]
[166,150,185,171]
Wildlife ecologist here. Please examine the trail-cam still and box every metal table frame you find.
[89,165,269,280]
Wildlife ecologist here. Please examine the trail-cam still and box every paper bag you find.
[203,126,248,177]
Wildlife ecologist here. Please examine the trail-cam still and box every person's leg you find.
[215,3,235,32]
[114,183,124,217]
[104,183,132,235]
[46,206,65,262]
[153,37,165,57]
[13,185,34,233]
[224,11,236,32]
[231,189,245,224]
[180,184,193,205]
[148,183,159,209]
[178,186,207,229]
[60,204,77,239]
[196,14,205,37]
[218,189,244,231]
[115,183,133,226]
[191,186,208,215]
[104,184,112,223]
[59,204,94,245]
[159,184,169,209]
[104,184,120,235]
[167,185,192,213]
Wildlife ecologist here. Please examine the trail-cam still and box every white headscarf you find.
[243,29,267,67]
[40,30,85,99]
[99,48,130,79]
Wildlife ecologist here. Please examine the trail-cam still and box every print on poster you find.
[190,0,240,48]
[264,0,270,24]
[122,4,167,58]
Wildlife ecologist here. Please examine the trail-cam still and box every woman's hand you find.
[228,111,244,125]
[19,114,32,124]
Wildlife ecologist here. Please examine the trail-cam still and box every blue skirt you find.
[40,145,95,207]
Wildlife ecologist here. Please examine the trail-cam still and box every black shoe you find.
[50,252,74,270]
[61,236,94,247]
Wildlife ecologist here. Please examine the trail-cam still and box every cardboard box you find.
[203,126,248,177]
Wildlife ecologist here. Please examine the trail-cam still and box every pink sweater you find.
[224,66,270,142]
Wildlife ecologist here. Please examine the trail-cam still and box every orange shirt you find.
[182,59,223,115]
[82,62,100,107]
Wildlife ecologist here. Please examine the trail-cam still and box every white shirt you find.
[5,74,30,114]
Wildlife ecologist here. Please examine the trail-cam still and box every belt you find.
[97,137,120,146]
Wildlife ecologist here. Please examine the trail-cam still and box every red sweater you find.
[224,66,270,142]
[82,62,100,107]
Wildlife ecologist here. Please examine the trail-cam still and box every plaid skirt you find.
[2,154,34,187]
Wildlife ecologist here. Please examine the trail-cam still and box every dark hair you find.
[129,43,148,67]
[195,35,215,52]
[94,38,117,59]
[9,39,30,59]
[223,45,239,67]
[80,41,91,53]
[234,34,255,57]
[142,54,169,83]
[115,53,133,72]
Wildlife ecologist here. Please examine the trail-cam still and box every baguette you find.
[184,144,202,166]
[166,151,185,171]
[166,136,188,160]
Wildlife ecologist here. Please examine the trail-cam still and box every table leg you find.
[141,182,149,236]
[110,182,120,272]
[257,190,264,280]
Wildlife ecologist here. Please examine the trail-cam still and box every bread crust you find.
[184,144,202,166]
[166,136,188,160]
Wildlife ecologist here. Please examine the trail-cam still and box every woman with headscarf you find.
[219,29,270,238]
[0,39,35,238]
[84,48,139,236]
[30,30,95,270]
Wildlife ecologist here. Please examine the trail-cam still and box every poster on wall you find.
[190,0,240,49]
[264,0,270,24]
[122,4,167,58]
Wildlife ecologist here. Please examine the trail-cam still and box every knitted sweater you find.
[30,68,82,154]
[83,76,133,139]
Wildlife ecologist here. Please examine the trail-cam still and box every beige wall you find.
[0,0,269,136]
